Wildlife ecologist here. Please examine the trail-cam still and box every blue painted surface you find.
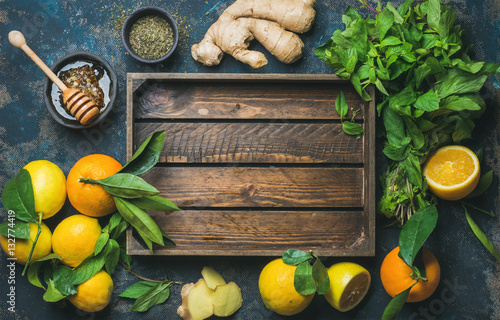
[0,1,499,319]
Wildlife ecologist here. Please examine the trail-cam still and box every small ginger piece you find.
[177,279,214,320]
[201,266,226,289]
[192,0,316,69]
[213,282,243,317]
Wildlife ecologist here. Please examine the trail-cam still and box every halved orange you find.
[423,145,480,200]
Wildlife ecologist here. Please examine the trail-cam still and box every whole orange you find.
[380,246,440,303]
[67,154,122,217]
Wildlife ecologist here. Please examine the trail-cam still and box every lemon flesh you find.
[324,262,371,312]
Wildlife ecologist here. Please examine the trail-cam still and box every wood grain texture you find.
[127,210,370,256]
[126,73,375,257]
[134,122,364,163]
[142,167,363,208]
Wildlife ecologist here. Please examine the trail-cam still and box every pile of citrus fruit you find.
[0,154,121,313]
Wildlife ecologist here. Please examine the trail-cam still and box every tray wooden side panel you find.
[126,73,375,257]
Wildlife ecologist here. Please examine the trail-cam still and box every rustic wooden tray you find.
[126,73,375,256]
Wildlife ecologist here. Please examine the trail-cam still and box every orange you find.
[67,154,122,217]
[69,270,113,312]
[423,145,480,200]
[380,246,440,303]
[258,258,314,316]
[52,214,102,267]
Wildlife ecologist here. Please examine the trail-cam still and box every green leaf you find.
[399,205,438,267]
[375,79,389,96]
[312,259,330,295]
[129,282,172,312]
[103,239,120,275]
[114,197,164,246]
[380,36,402,47]
[106,212,125,233]
[137,230,154,253]
[377,9,394,40]
[383,143,411,162]
[27,261,45,289]
[463,204,500,262]
[403,117,424,150]
[120,281,157,299]
[335,91,348,120]
[120,131,165,176]
[383,107,410,148]
[440,95,482,111]
[386,2,404,24]
[381,283,415,320]
[131,196,180,212]
[414,90,439,112]
[435,69,488,99]
[43,280,67,303]
[110,220,130,240]
[475,148,484,164]
[0,219,31,239]
[99,173,159,199]
[69,252,106,286]
[466,170,493,198]
[1,170,36,223]
[52,265,78,296]
[282,249,313,266]
[427,0,442,31]
[294,261,316,295]
[342,121,365,136]
[94,232,110,255]
[400,154,423,189]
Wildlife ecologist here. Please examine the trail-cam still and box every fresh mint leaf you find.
[342,121,364,136]
[414,90,439,112]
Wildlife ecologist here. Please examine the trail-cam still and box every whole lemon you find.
[324,262,371,312]
[0,222,52,265]
[258,258,314,316]
[23,160,67,219]
[52,215,101,267]
[69,270,113,312]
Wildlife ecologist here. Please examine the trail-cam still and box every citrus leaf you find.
[27,261,45,289]
[110,220,130,240]
[100,173,159,199]
[131,196,180,212]
[129,282,172,312]
[282,249,313,265]
[466,170,493,198]
[1,170,36,223]
[120,131,165,176]
[104,239,120,275]
[463,205,500,262]
[381,283,415,320]
[94,232,110,255]
[294,261,316,295]
[69,252,106,286]
[52,265,78,296]
[312,259,330,295]
[399,205,438,267]
[43,280,67,303]
[120,281,157,299]
[114,197,164,246]
[0,219,30,239]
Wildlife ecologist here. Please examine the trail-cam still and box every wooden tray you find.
[126,73,375,256]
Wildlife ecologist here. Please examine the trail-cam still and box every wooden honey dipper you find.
[8,30,100,126]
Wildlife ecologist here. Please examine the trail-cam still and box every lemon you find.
[0,222,52,265]
[69,270,113,312]
[52,214,101,267]
[258,258,314,316]
[324,262,371,312]
[24,160,67,219]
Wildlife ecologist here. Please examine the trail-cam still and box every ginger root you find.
[192,0,316,69]
[177,267,243,320]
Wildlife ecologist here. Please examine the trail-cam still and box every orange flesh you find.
[425,149,475,186]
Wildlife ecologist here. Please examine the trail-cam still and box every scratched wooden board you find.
[126,73,375,256]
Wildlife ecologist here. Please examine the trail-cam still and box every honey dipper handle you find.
[8,30,67,91]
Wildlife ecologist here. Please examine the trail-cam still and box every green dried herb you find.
[129,15,174,60]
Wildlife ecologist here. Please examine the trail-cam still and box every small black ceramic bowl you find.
[44,51,117,129]
[121,6,179,63]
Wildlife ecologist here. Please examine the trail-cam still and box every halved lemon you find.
[423,145,480,200]
[324,262,371,312]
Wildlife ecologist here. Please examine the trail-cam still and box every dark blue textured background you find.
[0,0,499,319]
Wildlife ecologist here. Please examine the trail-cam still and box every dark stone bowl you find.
[43,51,118,129]
[121,6,179,64]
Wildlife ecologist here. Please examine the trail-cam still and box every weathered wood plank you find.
[142,167,363,208]
[134,81,365,120]
[127,210,369,256]
[134,122,364,163]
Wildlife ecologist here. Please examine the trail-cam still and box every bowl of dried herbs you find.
[121,6,179,63]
